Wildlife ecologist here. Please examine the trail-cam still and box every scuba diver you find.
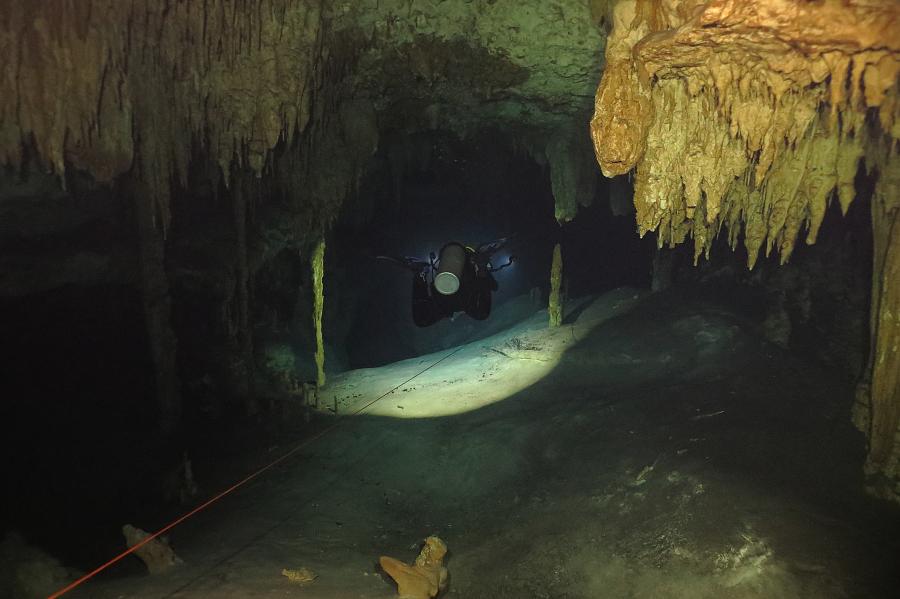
[378,238,515,327]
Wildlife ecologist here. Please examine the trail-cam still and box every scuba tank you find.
[376,236,515,293]
[434,242,468,295]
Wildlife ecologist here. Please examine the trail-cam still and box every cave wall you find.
[0,1,386,431]
[590,0,900,502]
[654,193,873,381]
[0,0,330,432]
[0,0,324,207]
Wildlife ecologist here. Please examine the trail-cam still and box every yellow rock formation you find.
[549,243,564,328]
[312,238,327,388]
[281,566,317,584]
[379,536,449,599]
[591,0,900,502]
[122,524,182,574]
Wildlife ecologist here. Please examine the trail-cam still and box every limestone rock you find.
[0,532,79,599]
[122,525,182,574]
[379,536,449,599]
[328,0,607,222]
[590,0,900,503]
[331,1,605,133]
[281,567,317,584]
[591,0,899,267]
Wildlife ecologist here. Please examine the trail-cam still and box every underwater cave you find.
[2,1,899,598]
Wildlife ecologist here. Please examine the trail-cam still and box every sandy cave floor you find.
[73,287,900,598]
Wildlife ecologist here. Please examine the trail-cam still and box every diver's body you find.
[379,238,511,328]
[411,244,496,327]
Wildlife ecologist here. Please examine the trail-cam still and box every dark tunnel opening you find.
[329,129,655,368]
[0,283,161,565]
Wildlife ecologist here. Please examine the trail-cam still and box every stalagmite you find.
[312,239,326,389]
[590,0,900,502]
[549,243,564,328]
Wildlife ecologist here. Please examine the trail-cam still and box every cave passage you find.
[5,130,899,599]
[2,2,900,599]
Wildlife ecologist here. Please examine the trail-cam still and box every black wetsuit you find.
[411,248,496,327]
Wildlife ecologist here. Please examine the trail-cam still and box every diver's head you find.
[434,242,467,295]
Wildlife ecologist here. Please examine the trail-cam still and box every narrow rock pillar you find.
[312,238,326,388]
[549,243,564,328]
[864,192,900,500]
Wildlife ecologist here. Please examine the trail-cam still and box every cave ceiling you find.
[328,1,610,224]
[0,0,608,230]
[328,0,607,138]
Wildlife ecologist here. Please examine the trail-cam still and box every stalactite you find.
[0,0,353,428]
[591,0,899,267]
[590,0,900,503]
[312,238,326,388]
[546,128,597,223]
[0,0,324,226]
[548,243,563,328]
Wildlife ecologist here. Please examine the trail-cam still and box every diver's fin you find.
[475,235,514,257]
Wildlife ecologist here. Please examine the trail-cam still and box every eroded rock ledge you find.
[591,0,900,502]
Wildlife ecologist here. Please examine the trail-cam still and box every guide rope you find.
[47,344,465,599]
